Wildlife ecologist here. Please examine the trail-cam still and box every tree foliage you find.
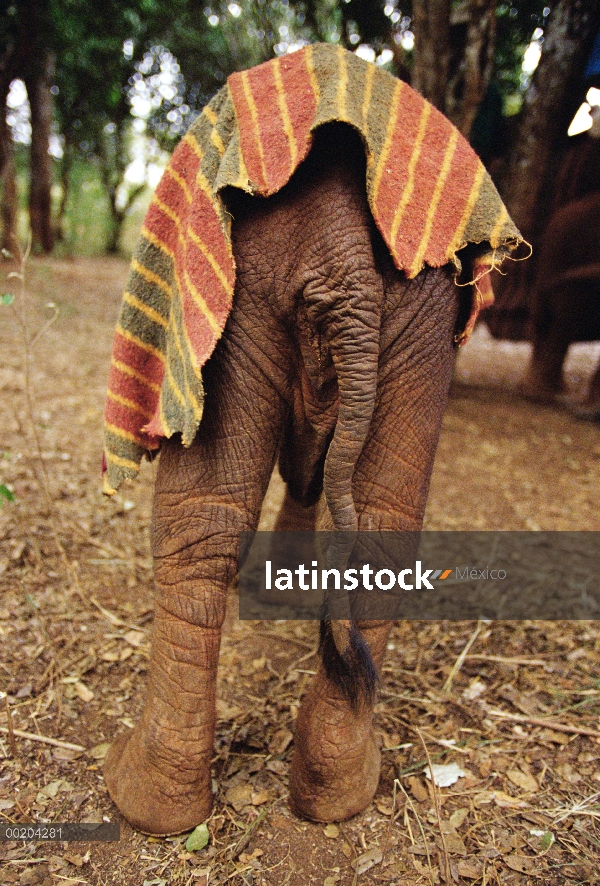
[1,0,587,254]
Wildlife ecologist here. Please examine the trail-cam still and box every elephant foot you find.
[519,376,560,405]
[289,679,381,822]
[520,355,567,405]
[103,729,213,836]
[571,399,600,421]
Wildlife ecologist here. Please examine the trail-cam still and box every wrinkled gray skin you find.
[103,124,469,835]
[522,192,600,417]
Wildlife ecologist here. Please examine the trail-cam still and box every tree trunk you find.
[449,0,497,137]
[55,139,74,244]
[24,52,55,254]
[486,0,600,339]
[103,175,146,254]
[1,147,18,254]
[0,41,18,182]
[0,67,18,253]
[105,203,124,255]
[411,0,451,112]
[500,0,600,238]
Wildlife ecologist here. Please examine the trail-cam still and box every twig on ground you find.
[465,655,547,666]
[275,642,320,690]
[443,620,484,694]
[380,775,403,860]
[3,693,18,758]
[6,859,49,866]
[225,807,267,860]
[415,727,451,884]
[66,522,128,559]
[486,708,600,738]
[394,777,435,885]
[552,791,600,823]
[89,596,148,633]
[0,725,85,752]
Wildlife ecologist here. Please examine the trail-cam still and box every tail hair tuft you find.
[319,620,378,709]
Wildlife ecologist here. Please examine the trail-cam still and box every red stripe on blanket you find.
[187,186,235,293]
[391,110,456,271]
[371,82,421,246]
[111,332,165,386]
[170,137,202,186]
[228,70,268,191]
[246,62,289,191]
[278,50,318,169]
[425,136,481,265]
[178,269,222,357]
[106,332,165,443]
[144,200,183,257]
[104,397,160,449]
[184,243,232,326]
[107,364,158,417]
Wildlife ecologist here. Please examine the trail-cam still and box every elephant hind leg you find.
[522,342,569,402]
[104,287,291,835]
[102,607,222,835]
[290,266,460,822]
[522,285,570,402]
[572,358,600,420]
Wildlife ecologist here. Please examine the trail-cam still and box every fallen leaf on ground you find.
[89,742,111,760]
[507,769,538,792]
[36,779,64,801]
[64,852,87,867]
[504,855,537,874]
[375,798,395,815]
[48,855,69,872]
[457,860,483,879]
[123,630,145,647]
[239,848,263,863]
[424,762,466,787]
[449,807,469,829]
[463,678,487,700]
[216,700,243,720]
[268,728,293,755]
[538,728,570,745]
[351,848,383,875]
[441,833,467,856]
[185,823,209,852]
[101,650,121,662]
[407,775,429,802]
[225,782,253,811]
[73,680,94,702]
[492,790,529,809]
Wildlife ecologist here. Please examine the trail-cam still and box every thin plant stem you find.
[6,235,85,603]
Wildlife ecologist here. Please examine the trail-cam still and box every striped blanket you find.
[103,43,522,494]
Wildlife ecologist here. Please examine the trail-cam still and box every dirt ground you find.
[1,255,599,886]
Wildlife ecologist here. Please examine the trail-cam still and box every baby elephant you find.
[522,192,600,415]
[101,44,520,834]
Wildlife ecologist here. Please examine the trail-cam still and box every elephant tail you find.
[322,303,380,535]
[320,290,382,708]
